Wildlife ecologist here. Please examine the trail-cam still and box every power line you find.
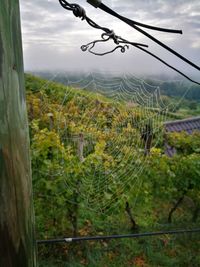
[59,0,200,86]
[97,1,200,72]
[87,0,182,34]
[37,228,200,244]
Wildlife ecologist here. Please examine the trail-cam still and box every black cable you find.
[87,0,183,34]
[99,3,200,72]
[106,9,182,34]
[37,228,200,244]
[133,44,200,86]
[58,1,200,85]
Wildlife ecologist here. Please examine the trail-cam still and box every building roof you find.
[164,116,200,134]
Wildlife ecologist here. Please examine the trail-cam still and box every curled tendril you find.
[81,44,89,52]
[81,41,129,56]
[80,30,146,56]
[120,45,129,53]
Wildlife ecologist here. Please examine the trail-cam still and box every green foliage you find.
[26,74,200,266]
[167,131,200,154]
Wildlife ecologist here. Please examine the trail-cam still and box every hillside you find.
[26,74,200,267]
[29,71,200,116]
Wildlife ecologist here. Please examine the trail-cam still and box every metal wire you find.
[99,3,200,72]
[37,228,200,244]
[58,0,200,85]
[88,0,183,34]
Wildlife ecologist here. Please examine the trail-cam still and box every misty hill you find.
[28,71,200,102]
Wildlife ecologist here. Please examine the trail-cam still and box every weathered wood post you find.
[0,0,37,266]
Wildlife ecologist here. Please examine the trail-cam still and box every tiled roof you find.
[164,116,200,134]
[164,116,200,156]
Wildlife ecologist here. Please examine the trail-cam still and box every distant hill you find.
[28,71,200,101]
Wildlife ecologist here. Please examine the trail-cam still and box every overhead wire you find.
[58,0,200,85]
[98,2,200,72]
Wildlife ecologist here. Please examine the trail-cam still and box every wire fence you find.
[37,228,200,244]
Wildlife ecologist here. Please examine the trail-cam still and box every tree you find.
[0,1,36,266]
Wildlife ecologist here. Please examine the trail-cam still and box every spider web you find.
[33,71,170,213]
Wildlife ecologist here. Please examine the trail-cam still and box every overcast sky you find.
[20,0,200,78]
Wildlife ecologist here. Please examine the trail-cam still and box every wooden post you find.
[0,0,37,266]
[77,133,85,163]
